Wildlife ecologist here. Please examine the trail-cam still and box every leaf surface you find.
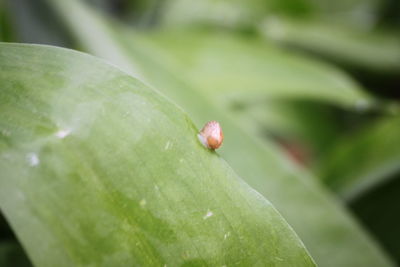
[0,43,315,267]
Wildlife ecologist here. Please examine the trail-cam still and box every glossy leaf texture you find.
[0,43,316,267]
[44,0,395,266]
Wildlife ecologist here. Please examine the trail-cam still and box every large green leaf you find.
[44,0,395,266]
[0,43,316,266]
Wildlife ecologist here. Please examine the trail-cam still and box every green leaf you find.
[145,29,372,109]
[320,116,400,200]
[319,116,400,263]
[44,0,395,266]
[160,0,382,29]
[0,43,316,266]
[159,0,400,73]
[260,17,400,73]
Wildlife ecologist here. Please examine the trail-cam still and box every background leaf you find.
[160,0,383,29]
[160,0,400,76]
[260,17,400,74]
[319,116,400,263]
[320,117,400,199]
[0,240,32,267]
[144,29,373,109]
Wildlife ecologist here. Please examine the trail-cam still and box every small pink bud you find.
[198,121,224,150]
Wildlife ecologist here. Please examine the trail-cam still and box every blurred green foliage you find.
[1,0,400,266]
